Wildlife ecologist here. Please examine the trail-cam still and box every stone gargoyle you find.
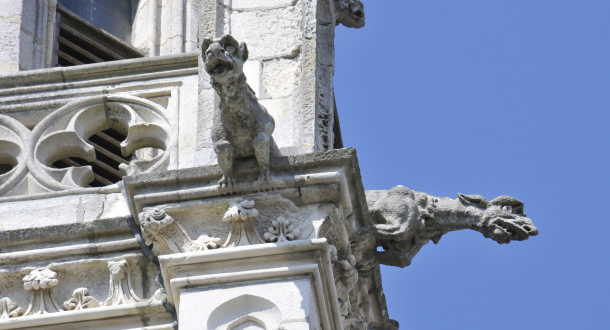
[202,35,279,192]
[335,0,365,28]
[366,186,538,267]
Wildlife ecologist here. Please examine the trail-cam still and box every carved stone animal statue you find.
[366,186,538,267]
[202,35,278,191]
[335,0,365,28]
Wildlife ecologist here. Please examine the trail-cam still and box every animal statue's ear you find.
[458,193,488,208]
[202,37,213,54]
[240,42,249,61]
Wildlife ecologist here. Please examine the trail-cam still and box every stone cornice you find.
[0,53,198,90]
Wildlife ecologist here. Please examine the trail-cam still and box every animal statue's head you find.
[202,35,249,85]
[335,0,365,28]
[460,194,538,244]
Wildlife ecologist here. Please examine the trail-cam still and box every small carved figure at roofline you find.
[202,35,280,193]
[335,0,365,28]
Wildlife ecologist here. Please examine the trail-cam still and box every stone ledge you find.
[122,148,369,226]
[0,52,198,90]
[0,299,172,330]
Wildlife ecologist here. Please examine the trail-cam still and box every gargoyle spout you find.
[366,186,539,268]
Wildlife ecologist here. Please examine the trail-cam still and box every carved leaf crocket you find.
[366,186,539,267]
[202,35,279,192]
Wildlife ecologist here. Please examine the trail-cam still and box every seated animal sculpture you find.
[202,35,279,192]
[335,0,365,28]
[366,186,538,267]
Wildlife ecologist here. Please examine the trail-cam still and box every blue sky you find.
[334,1,609,329]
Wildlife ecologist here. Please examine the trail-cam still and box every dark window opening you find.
[0,164,14,176]
[52,128,130,187]
[53,4,144,67]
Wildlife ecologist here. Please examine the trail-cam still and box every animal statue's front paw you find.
[218,175,238,194]
[256,168,276,192]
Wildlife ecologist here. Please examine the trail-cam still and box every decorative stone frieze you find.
[104,259,141,306]
[0,298,24,319]
[22,268,63,315]
[63,288,100,311]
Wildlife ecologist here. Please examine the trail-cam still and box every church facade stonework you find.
[0,1,537,329]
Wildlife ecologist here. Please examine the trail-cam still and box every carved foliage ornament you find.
[63,288,100,311]
[0,94,175,196]
[0,298,24,319]
[222,200,266,247]
[104,259,141,306]
[264,216,300,243]
[139,207,221,255]
[22,268,63,315]
[328,245,369,330]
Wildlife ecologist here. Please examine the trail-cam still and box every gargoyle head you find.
[461,194,539,244]
[335,0,365,28]
[202,35,249,84]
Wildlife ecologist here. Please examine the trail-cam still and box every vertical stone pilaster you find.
[0,0,54,74]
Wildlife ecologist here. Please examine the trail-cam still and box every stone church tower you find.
[0,1,537,329]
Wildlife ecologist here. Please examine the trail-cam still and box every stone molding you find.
[0,300,171,330]
[159,238,343,329]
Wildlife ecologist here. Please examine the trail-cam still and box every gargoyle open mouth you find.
[206,58,234,75]
[353,9,364,19]
[487,217,538,244]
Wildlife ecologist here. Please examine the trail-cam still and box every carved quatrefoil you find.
[0,95,176,196]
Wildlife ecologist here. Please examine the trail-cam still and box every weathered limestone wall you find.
[132,0,201,56]
[0,0,56,74]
